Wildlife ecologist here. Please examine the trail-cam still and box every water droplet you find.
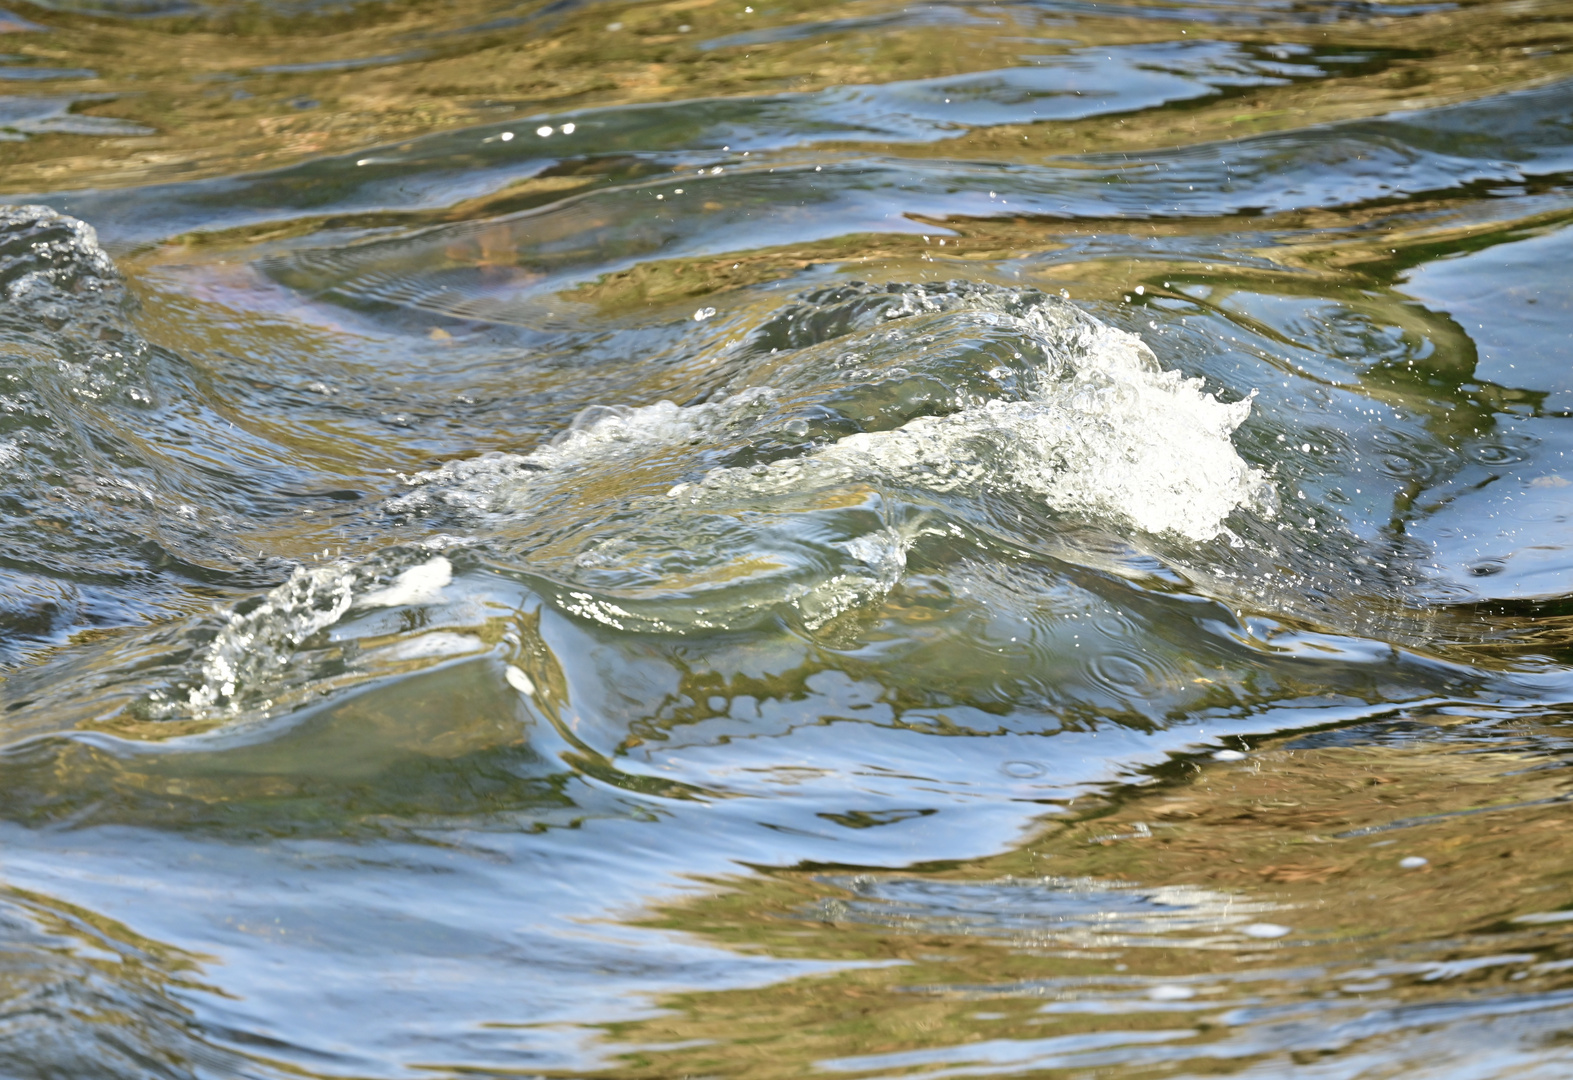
[505,665,535,696]
[1242,923,1291,939]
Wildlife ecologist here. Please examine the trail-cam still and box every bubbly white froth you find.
[358,556,453,608]
[390,389,777,516]
[158,282,1272,715]
[397,308,1265,544]
[681,321,1266,543]
[154,548,460,718]
[383,285,1270,636]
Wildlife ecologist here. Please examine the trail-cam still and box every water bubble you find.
[694,307,717,321]
[1400,856,1429,869]
[1242,923,1291,939]
[1001,761,1046,778]
[500,131,513,141]
[505,665,535,696]
[1148,985,1195,1000]
[536,125,553,137]
[561,122,575,134]
[1212,749,1246,761]
[1465,434,1536,465]
[1089,653,1155,696]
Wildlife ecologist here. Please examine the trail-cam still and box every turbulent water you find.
[2,0,1573,1076]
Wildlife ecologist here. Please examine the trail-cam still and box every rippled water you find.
[2,0,1573,1075]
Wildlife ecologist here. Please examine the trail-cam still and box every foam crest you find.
[0,204,118,308]
[151,552,456,718]
[140,285,1267,717]
[686,320,1267,542]
[385,282,1269,633]
[390,389,776,517]
[177,562,358,715]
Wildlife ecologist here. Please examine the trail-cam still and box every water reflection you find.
[1,0,1573,1073]
[612,714,1573,1078]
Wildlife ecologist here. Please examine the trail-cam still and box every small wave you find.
[135,274,1295,724]
[390,281,1270,633]
[148,281,1272,719]
[0,204,118,301]
[147,547,458,719]
[684,317,1265,543]
[810,872,1287,949]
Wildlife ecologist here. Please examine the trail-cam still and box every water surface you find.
[3,0,1573,1075]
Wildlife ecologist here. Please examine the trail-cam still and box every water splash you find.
[392,282,1269,631]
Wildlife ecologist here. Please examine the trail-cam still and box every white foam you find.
[505,665,536,695]
[158,550,463,718]
[684,323,1268,543]
[178,561,359,714]
[357,556,452,608]
[391,390,776,515]
[1242,922,1291,939]
[383,286,1268,633]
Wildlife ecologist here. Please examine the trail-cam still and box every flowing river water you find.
[2,0,1573,1075]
